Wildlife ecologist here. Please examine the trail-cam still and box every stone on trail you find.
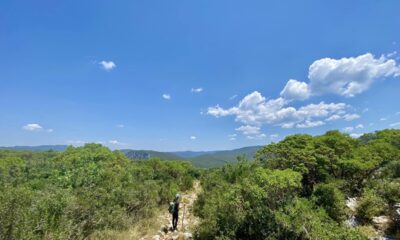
[161,224,169,233]
[183,232,193,240]
[152,235,160,240]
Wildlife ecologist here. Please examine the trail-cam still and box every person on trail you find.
[171,193,180,231]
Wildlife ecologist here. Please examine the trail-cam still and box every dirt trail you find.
[140,181,201,240]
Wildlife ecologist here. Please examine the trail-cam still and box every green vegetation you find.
[193,129,400,239]
[1,129,399,239]
[0,144,197,239]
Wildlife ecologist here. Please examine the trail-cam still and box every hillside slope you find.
[189,146,261,168]
[120,149,183,160]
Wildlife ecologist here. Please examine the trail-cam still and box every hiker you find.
[169,193,180,231]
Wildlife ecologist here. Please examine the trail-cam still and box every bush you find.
[356,189,386,223]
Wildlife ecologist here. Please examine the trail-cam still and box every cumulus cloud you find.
[206,53,398,133]
[278,53,400,101]
[246,133,266,140]
[280,79,310,100]
[326,114,341,121]
[208,91,350,129]
[108,140,120,145]
[190,136,196,140]
[343,114,360,121]
[191,88,203,93]
[235,125,260,135]
[308,53,400,97]
[99,60,116,71]
[296,120,325,128]
[162,94,171,100]
[23,123,43,131]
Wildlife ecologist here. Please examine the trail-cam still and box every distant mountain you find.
[121,146,262,168]
[0,145,68,151]
[0,144,263,168]
[188,146,262,168]
[120,149,183,160]
[172,150,217,158]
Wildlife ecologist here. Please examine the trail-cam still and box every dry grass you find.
[89,207,165,240]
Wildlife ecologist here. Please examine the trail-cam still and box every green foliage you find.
[194,129,400,239]
[312,182,346,221]
[275,198,365,240]
[356,189,386,223]
[0,144,196,239]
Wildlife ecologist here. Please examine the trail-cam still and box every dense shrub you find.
[0,144,196,239]
[194,129,400,239]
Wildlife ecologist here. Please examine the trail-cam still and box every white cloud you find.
[162,94,171,100]
[228,134,237,141]
[380,117,387,121]
[247,133,266,140]
[108,140,120,145]
[208,91,350,129]
[23,123,43,131]
[387,51,397,58]
[343,126,354,133]
[47,128,54,133]
[356,124,364,129]
[389,122,400,127]
[116,124,124,128]
[278,53,400,101]
[190,136,196,140]
[296,120,325,128]
[350,133,363,138]
[280,79,310,100]
[191,88,203,93]
[343,113,360,121]
[229,94,238,100]
[99,60,116,71]
[207,105,233,117]
[281,122,295,129]
[326,114,341,121]
[308,53,400,97]
[235,125,260,135]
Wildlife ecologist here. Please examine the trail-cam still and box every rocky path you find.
[140,181,201,240]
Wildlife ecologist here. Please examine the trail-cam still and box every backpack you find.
[168,202,175,214]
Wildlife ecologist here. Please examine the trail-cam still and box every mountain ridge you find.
[0,145,263,168]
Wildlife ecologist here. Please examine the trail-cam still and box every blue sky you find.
[1,0,400,151]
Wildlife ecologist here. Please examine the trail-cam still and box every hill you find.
[0,145,262,168]
[188,146,262,168]
[120,149,183,160]
[120,146,262,167]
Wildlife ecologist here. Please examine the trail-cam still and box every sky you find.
[1,0,400,151]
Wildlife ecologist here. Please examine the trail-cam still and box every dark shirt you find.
[174,200,180,214]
